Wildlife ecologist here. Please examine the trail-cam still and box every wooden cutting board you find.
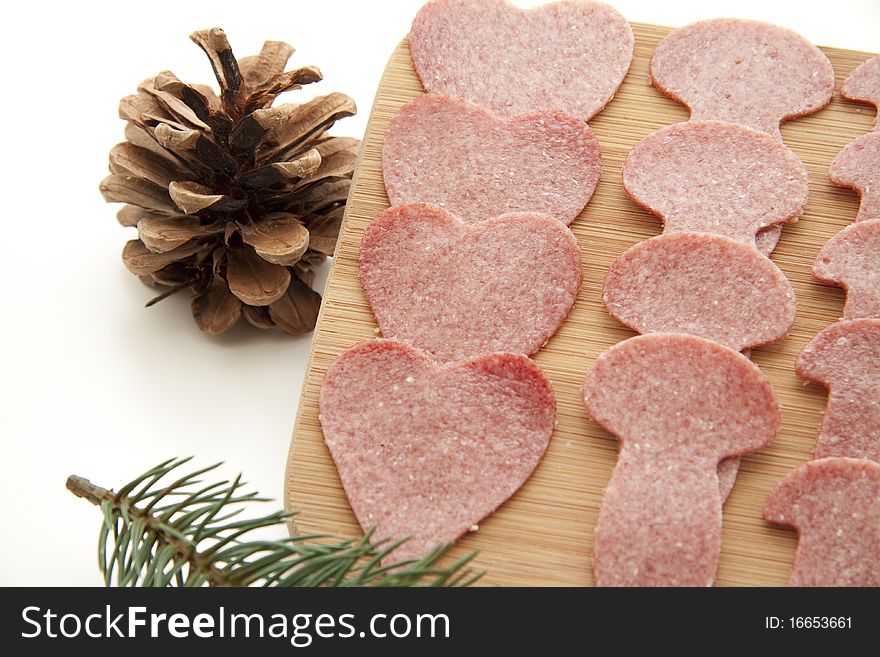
[285,22,877,586]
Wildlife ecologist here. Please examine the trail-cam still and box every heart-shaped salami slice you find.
[383,94,601,226]
[813,219,880,319]
[650,19,834,138]
[622,121,808,254]
[410,0,633,121]
[360,204,582,364]
[829,131,880,223]
[320,339,555,562]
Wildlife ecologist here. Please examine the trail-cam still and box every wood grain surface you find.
[285,22,877,586]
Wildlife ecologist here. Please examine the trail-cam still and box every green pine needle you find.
[67,457,482,587]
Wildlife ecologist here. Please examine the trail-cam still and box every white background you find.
[0,0,877,586]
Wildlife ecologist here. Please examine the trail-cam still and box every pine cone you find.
[100,28,358,335]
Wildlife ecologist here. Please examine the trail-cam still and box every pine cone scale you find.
[241,303,276,329]
[168,180,247,215]
[109,143,182,188]
[238,148,322,191]
[246,67,324,113]
[154,123,201,152]
[268,274,322,335]
[101,175,175,214]
[123,123,185,168]
[192,277,242,335]
[119,93,178,129]
[240,215,310,266]
[226,246,291,306]
[122,239,208,277]
[238,40,295,89]
[138,215,221,253]
[304,207,346,257]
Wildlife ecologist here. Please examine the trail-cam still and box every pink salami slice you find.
[764,457,880,587]
[603,233,796,352]
[622,121,808,252]
[383,94,601,225]
[583,334,778,586]
[320,339,555,562]
[841,55,880,131]
[813,219,880,319]
[829,131,880,223]
[755,226,783,257]
[360,204,581,364]
[650,19,834,138]
[410,0,633,121]
[796,318,880,461]
[717,458,741,502]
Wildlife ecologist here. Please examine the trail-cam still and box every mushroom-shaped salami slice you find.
[410,0,633,121]
[813,219,880,319]
[841,54,880,131]
[796,318,880,460]
[603,232,795,503]
[623,121,809,255]
[650,19,834,138]
[360,204,581,364]
[604,233,796,352]
[383,94,601,226]
[765,458,880,587]
[829,131,880,223]
[583,334,778,586]
[320,339,556,562]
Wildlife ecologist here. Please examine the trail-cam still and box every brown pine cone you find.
[100,28,358,335]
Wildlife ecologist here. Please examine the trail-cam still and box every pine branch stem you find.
[66,475,107,506]
[67,474,234,587]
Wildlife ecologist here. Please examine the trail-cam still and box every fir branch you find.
[67,457,482,587]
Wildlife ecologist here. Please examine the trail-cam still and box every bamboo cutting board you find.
[285,22,877,586]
